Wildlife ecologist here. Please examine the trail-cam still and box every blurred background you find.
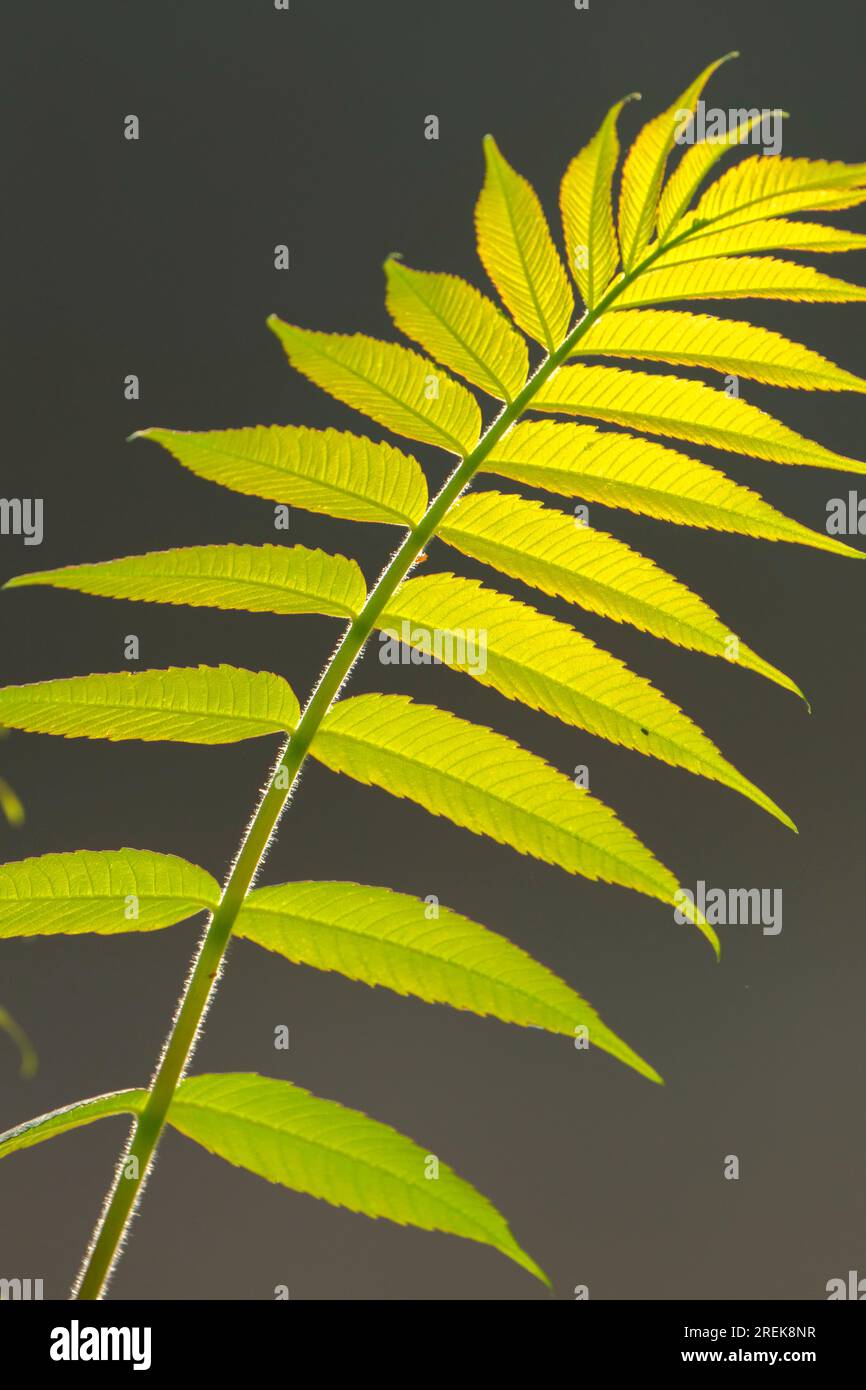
[1,0,864,1300]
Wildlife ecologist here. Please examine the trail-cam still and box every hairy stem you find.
[73,235,679,1298]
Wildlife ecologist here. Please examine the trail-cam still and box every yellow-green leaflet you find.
[475,136,574,350]
[654,219,866,265]
[617,53,736,270]
[575,309,866,391]
[438,490,801,693]
[0,1007,37,1079]
[532,363,866,472]
[0,1071,548,1284]
[311,692,715,947]
[479,421,862,555]
[655,112,786,238]
[267,318,481,455]
[0,666,300,744]
[384,259,528,401]
[235,880,660,1081]
[380,573,793,829]
[7,545,367,620]
[0,1090,147,1162]
[0,776,24,827]
[688,155,866,231]
[560,94,637,309]
[135,425,427,527]
[0,849,219,937]
[166,1073,549,1285]
[615,256,866,308]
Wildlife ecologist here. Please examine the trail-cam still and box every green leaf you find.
[0,1007,37,1079]
[616,256,866,308]
[476,136,574,350]
[380,572,794,829]
[479,420,862,557]
[0,1090,145,1162]
[0,849,219,938]
[384,258,528,401]
[311,691,717,949]
[656,112,786,239]
[167,1072,548,1284]
[268,318,481,455]
[0,666,300,744]
[576,308,866,392]
[439,489,802,694]
[135,425,427,527]
[533,363,866,472]
[655,218,866,265]
[617,54,737,269]
[688,154,866,233]
[560,94,637,309]
[7,544,367,620]
[236,880,660,1081]
[0,776,25,827]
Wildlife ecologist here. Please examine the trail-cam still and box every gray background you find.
[1,0,864,1300]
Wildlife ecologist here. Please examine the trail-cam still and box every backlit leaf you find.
[380,573,794,828]
[135,425,427,527]
[560,94,637,308]
[479,420,862,555]
[0,1090,145,1162]
[655,219,866,265]
[236,879,659,1081]
[688,154,866,232]
[0,666,300,744]
[167,1072,549,1284]
[576,309,866,391]
[656,111,785,239]
[533,363,866,472]
[384,258,528,400]
[311,692,713,950]
[7,544,367,620]
[268,318,481,455]
[616,256,866,308]
[475,136,574,350]
[617,54,736,269]
[438,489,801,692]
[0,849,218,938]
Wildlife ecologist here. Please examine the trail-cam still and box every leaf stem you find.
[72,238,677,1299]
